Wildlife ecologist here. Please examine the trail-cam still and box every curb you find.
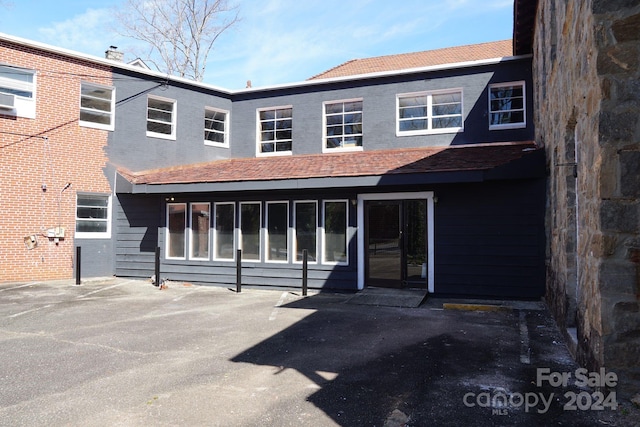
[442,303,512,312]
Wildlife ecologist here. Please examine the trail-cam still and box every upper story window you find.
[147,95,176,139]
[204,107,229,147]
[489,81,525,130]
[323,99,363,152]
[75,193,111,239]
[79,82,115,130]
[257,106,292,156]
[0,64,36,119]
[397,89,463,136]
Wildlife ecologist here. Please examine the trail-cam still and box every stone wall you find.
[533,0,640,394]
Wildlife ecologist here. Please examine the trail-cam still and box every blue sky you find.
[0,0,514,89]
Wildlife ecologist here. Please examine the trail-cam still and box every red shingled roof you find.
[119,141,538,186]
[308,40,513,80]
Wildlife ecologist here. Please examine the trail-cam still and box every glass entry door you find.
[365,199,427,288]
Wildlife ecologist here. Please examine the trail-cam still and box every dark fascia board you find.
[125,171,492,195]
[483,147,546,180]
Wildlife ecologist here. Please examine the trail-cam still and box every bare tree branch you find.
[115,0,240,81]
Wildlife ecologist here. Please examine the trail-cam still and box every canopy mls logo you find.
[463,388,553,415]
[463,368,618,415]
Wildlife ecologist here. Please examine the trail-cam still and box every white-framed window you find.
[323,99,363,152]
[147,95,176,139]
[190,202,210,260]
[396,89,463,136]
[266,201,289,263]
[257,106,292,156]
[75,193,111,239]
[489,81,526,130]
[204,107,229,147]
[214,202,235,261]
[79,82,115,130]
[0,64,36,119]
[322,200,348,265]
[294,201,317,263]
[166,203,187,259]
[240,202,261,261]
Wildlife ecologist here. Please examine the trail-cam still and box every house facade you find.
[514,0,640,394]
[112,43,545,298]
[0,33,546,299]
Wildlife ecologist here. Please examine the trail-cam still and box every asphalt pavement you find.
[0,277,637,426]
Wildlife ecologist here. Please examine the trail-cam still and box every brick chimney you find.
[105,46,124,62]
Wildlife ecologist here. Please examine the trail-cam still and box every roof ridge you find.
[361,39,512,62]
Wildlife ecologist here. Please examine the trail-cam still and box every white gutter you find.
[0,32,531,95]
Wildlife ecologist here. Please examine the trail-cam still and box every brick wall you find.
[0,40,112,282]
[534,0,640,395]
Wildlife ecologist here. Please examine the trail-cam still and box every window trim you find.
[75,193,111,239]
[189,202,210,261]
[396,88,464,136]
[204,106,230,148]
[488,81,526,130]
[293,200,318,265]
[0,64,36,119]
[321,199,349,266]
[322,98,364,153]
[256,105,293,157]
[79,81,115,131]
[147,95,177,140]
[166,202,187,260]
[213,202,236,261]
[266,201,289,263]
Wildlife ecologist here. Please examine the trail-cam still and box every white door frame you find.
[357,191,434,292]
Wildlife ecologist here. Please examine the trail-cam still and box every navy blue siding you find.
[107,58,533,170]
[107,70,233,172]
[115,194,161,279]
[114,178,546,297]
[231,59,533,158]
[433,179,546,298]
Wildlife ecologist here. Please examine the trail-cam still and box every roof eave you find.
[0,32,233,94]
[124,171,492,195]
[0,32,530,96]
[121,151,545,195]
[242,55,533,93]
